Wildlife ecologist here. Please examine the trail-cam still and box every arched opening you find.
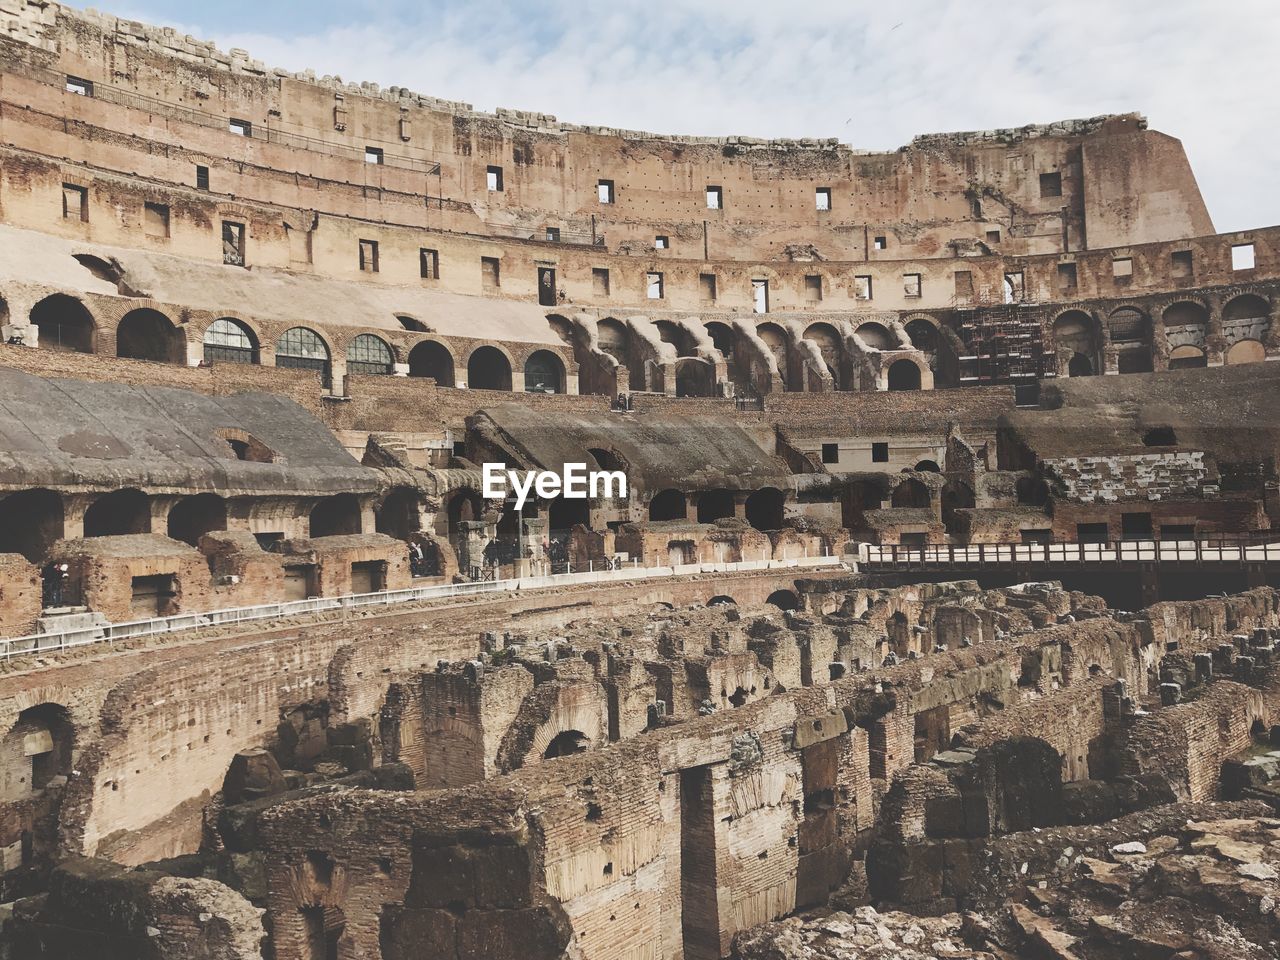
[467,346,513,391]
[1224,294,1270,331]
[347,333,394,376]
[804,322,844,388]
[543,730,589,759]
[667,540,696,565]
[705,321,734,360]
[588,448,626,475]
[1016,477,1049,506]
[708,595,736,607]
[756,323,789,387]
[1068,352,1094,377]
[745,487,785,531]
[841,477,888,529]
[596,319,628,361]
[1226,339,1266,365]
[31,294,95,353]
[854,322,893,350]
[275,327,331,387]
[887,611,911,657]
[5,703,74,794]
[444,489,483,542]
[396,315,430,333]
[524,350,565,393]
[0,489,64,562]
[547,496,590,531]
[887,359,921,391]
[375,488,420,540]
[904,318,937,354]
[941,481,975,530]
[891,478,930,509]
[766,589,799,611]
[1162,301,1208,344]
[727,687,749,707]
[116,308,183,363]
[202,318,258,365]
[914,460,940,473]
[309,494,362,538]
[674,358,713,397]
[1168,344,1208,369]
[649,489,687,522]
[166,493,227,547]
[654,320,696,357]
[408,340,455,385]
[1110,308,1152,374]
[83,489,150,537]
[696,489,736,524]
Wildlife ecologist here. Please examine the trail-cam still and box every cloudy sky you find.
[99,0,1279,232]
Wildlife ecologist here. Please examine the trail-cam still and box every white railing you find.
[1,555,843,661]
[860,539,1280,567]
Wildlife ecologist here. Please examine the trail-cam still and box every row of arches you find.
[647,488,786,530]
[26,295,571,393]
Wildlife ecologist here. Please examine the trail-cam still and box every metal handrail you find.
[861,538,1280,568]
[0,554,842,660]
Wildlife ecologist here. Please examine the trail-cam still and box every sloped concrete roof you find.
[0,366,377,495]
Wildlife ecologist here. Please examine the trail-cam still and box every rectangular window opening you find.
[903,273,922,298]
[854,275,873,300]
[592,267,610,297]
[545,226,561,243]
[871,442,889,463]
[1232,243,1256,271]
[986,229,1001,244]
[706,185,722,210]
[699,273,717,303]
[752,279,769,313]
[1171,250,1193,279]
[1112,257,1133,284]
[804,274,822,302]
[66,75,93,97]
[598,179,615,204]
[872,235,886,251]
[1057,262,1078,293]
[654,235,668,250]
[647,271,665,300]
[954,270,974,300]
[61,183,88,222]
[195,165,210,190]
[821,443,839,464]
[222,221,245,266]
[486,166,504,192]
[144,202,170,239]
[228,118,252,137]
[815,187,831,211]
[1039,171,1062,198]
[365,146,383,164]
[359,239,379,273]
[420,248,439,280]
[481,256,501,290]
[1003,271,1024,303]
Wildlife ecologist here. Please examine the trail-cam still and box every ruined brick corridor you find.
[0,1,1277,957]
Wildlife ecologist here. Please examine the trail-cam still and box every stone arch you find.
[202,317,259,365]
[891,478,930,509]
[524,349,565,393]
[116,307,184,363]
[1053,310,1100,375]
[542,730,590,759]
[649,489,687,522]
[903,316,940,355]
[1222,294,1272,347]
[696,489,736,524]
[31,294,95,353]
[914,460,940,473]
[654,319,696,357]
[375,487,420,540]
[84,488,150,537]
[167,493,228,547]
[443,489,484,541]
[1109,307,1153,373]
[803,322,844,383]
[407,338,456,386]
[545,313,574,344]
[766,589,799,611]
[309,494,363,537]
[886,358,922,391]
[467,345,513,391]
[853,321,893,350]
[674,357,714,397]
[704,321,734,359]
[708,595,736,607]
[1168,344,1208,369]
[0,489,64,562]
[755,322,790,386]
[745,487,785,531]
[275,326,332,385]
[3,702,74,796]
[346,333,394,375]
[596,318,628,360]
[395,313,431,333]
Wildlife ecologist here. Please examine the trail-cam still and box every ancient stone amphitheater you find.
[0,3,1277,958]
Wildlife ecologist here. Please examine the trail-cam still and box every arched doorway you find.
[543,730,589,759]
[167,493,227,547]
[904,318,937,354]
[696,489,736,523]
[309,494,362,537]
[407,340,455,385]
[375,488,420,540]
[891,478,930,509]
[887,359,921,391]
[854,322,893,350]
[1053,311,1098,376]
[745,488,785,531]
[467,346,512,391]
[674,358,713,397]
[276,327,331,387]
[84,489,150,537]
[524,350,565,393]
[347,334,394,376]
[31,295,95,353]
[202,318,258,364]
[804,322,844,389]
[766,589,799,611]
[116,308,184,363]
[649,489,687,521]
[0,489,64,562]
[1110,308,1153,374]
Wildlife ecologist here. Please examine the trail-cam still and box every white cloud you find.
[118,0,1280,231]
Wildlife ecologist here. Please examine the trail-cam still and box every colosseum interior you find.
[0,3,1277,958]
